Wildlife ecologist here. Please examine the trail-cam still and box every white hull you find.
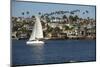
[26,40,44,45]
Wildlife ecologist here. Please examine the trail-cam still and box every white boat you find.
[26,16,44,45]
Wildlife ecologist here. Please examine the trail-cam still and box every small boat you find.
[27,40,44,45]
[26,16,44,45]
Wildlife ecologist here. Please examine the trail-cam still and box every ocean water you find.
[12,40,96,66]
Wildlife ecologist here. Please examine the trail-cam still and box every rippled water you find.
[12,40,96,66]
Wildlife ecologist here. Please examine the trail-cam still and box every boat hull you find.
[26,40,44,45]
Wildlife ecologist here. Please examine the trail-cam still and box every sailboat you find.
[26,16,44,45]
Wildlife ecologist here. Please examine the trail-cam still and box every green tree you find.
[26,11,29,15]
[45,16,50,23]
[54,27,61,33]
[26,11,30,18]
[31,15,35,19]
[38,12,41,15]
[63,25,70,30]
[62,15,68,23]
[22,12,24,17]
[69,15,74,23]
[74,15,79,21]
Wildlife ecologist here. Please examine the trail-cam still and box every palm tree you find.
[26,11,29,18]
[45,16,50,23]
[51,16,55,23]
[69,15,74,23]
[22,12,24,17]
[73,15,79,22]
[87,17,90,20]
[86,10,89,13]
[26,11,29,15]
[38,12,41,15]
[62,15,68,23]
[31,15,35,18]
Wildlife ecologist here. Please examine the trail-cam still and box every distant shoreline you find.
[45,38,96,40]
[12,37,96,40]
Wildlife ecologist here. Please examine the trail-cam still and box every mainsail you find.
[29,16,43,41]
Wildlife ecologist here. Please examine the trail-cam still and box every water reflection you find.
[30,44,44,64]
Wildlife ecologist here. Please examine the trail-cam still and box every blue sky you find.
[12,1,96,19]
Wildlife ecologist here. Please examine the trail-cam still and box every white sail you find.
[29,22,36,40]
[35,16,43,39]
[29,16,43,41]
